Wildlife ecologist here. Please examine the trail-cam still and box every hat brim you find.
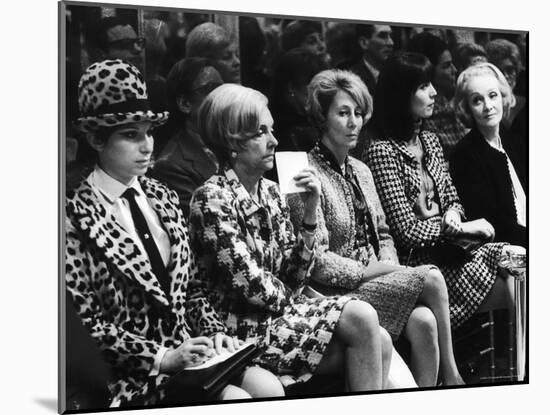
[73,110,169,133]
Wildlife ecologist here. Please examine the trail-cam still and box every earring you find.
[230,151,238,159]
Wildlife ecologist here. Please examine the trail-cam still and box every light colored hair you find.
[307,69,372,133]
[197,84,268,165]
[186,22,230,59]
[454,62,515,128]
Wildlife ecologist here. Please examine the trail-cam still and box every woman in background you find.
[451,62,526,246]
[151,57,223,218]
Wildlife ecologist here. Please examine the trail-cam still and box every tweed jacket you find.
[450,126,526,246]
[65,174,225,406]
[288,150,399,293]
[150,127,217,219]
[188,167,315,342]
[364,130,465,261]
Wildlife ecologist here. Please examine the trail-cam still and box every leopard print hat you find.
[73,59,169,133]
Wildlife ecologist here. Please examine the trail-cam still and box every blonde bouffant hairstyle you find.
[197,84,269,166]
[454,62,516,128]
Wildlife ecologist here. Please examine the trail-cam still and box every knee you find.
[425,268,449,301]
[407,307,438,341]
[239,366,285,398]
[340,300,380,334]
[218,384,251,400]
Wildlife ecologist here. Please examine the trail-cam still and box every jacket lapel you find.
[176,131,217,183]
[67,175,170,307]
[391,139,422,201]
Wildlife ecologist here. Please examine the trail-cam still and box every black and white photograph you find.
[58,0,532,412]
[2,0,547,414]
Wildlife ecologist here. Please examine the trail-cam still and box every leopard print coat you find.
[65,173,225,407]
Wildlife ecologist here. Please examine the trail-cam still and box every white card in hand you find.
[275,151,309,194]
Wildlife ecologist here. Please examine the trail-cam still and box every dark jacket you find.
[349,60,377,97]
[450,127,526,246]
[150,127,217,219]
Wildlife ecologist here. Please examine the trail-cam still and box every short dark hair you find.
[407,32,449,66]
[455,42,488,72]
[186,22,230,58]
[371,52,433,140]
[165,57,217,119]
[270,48,330,108]
[96,16,134,52]
[355,24,375,40]
[281,20,323,52]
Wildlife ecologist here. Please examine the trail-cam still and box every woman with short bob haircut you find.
[290,69,463,386]
[190,83,393,392]
[365,52,522,331]
[451,62,526,246]
[66,60,283,407]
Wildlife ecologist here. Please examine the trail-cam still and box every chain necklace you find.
[407,134,435,210]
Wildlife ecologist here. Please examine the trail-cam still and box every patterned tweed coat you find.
[289,149,399,287]
[189,167,351,383]
[288,148,428,338]
[65,174,225,406]
[364,130,506,327]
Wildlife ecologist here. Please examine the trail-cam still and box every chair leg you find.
[508,309,516,381]
[488,311,496,383]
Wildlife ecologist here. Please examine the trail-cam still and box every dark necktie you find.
[121,188,171,300]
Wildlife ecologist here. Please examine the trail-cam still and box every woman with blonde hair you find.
[451,62,526,246]
[189,83,393,392]
[289,68,463,386]
[365,52,522,332]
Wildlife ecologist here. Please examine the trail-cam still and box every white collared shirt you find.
[362,58,380,82]
[486,141,527,227]
[90,166,171,266]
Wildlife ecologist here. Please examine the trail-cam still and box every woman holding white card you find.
[288,69,464,386]
[189,83,394,392]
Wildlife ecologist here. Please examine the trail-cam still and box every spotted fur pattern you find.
[65,173,225,406]
[74,59,168,133]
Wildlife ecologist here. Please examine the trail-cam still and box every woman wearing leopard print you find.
[66,59,283,407]
[189,83,394,392]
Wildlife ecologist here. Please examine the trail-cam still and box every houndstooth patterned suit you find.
[364,130,507,328]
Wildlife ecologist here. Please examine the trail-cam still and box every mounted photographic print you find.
[59,0,528,413]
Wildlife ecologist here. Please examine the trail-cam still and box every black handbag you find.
[161,343,261,403]
[430,235,486,267]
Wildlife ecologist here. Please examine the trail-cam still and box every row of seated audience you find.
[65,14,527,409]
